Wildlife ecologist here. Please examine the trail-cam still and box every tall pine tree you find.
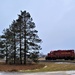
[0,10,42,65]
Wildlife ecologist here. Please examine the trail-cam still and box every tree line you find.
[0,10,42,65]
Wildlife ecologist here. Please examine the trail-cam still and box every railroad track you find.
[39,59,75,63]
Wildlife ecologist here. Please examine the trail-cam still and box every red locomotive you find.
[45,50,75,60]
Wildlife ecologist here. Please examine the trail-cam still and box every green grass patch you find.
[22,62,75,72]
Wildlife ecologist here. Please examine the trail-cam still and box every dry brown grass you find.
[34,62,75,72]
[0,62,44,72]
[24,62,75,72]
[1,60,75,72]
[41,63,75,71]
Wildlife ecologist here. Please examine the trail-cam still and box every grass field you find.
[1,59,75,72]
[24,62,75,72]
[40,62,75,71]
[0,62,44,72]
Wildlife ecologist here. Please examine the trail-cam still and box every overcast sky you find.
[0,0,75,54]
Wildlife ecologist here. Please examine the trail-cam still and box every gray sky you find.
[0,0,75,54]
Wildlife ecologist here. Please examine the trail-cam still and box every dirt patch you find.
[0,62,44,72]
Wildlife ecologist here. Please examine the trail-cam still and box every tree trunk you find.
[20,24,22,64]
[6,43,8,64]
[14,32,16,64]
[24,23,26,65]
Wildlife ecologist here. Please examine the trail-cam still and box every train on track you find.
[45,50,75,60]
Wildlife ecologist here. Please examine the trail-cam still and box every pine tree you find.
[0,37,5,59]
[0,10,42,65]
[9,20,17,64]
[1,29,12,63]
[18,11,42,64]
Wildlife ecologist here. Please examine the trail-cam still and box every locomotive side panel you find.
[45,50,75,60]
